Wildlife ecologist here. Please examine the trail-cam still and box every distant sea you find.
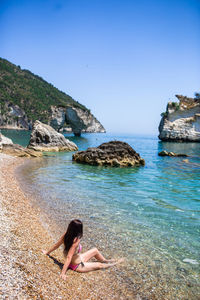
[2,129,200,298]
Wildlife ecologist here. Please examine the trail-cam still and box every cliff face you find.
[50,106,105,136]
[0,102,30,130]
[0,58,105,135]
[159,95,200,142]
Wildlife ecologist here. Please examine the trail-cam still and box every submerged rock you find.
[28,120,78,152]
[73,141,145,167]
[158,151,189,157]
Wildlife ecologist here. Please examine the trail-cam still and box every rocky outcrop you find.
[0,103,31,130]
[1,144,43,157]
[72,141,145,167]
[28,120,78,152]
[0,58,105,135]
[50,106,105,136]
[158,151,189,157]
[0,133,42,157]
[159,95,200,142]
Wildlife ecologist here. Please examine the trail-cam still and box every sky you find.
[0,0,200,135]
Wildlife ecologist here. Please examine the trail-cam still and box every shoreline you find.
[0,154,133,299]
[1,153,199,299]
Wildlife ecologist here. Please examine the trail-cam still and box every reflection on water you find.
[17,133,200,299]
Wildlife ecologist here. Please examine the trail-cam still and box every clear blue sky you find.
[0,0,200,134]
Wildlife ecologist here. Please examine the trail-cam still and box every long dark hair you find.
[64,219,83,255]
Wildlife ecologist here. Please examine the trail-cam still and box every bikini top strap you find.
[78,243,82,253]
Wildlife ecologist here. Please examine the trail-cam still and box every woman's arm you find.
[60,239,80,280]
[42,233,65,255]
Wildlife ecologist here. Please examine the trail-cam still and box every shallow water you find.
[13,131,200,299]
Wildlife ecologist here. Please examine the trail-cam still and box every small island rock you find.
[158,151,189,157]
[72,141,145,167]
[159,95,200,142]
[28,120,78,152]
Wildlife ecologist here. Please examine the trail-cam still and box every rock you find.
[0,132,42,157]
[2,144,43,157]
[182,159,189,163]
[158,151,189,157]
[50,106,106,136]
[72,141,145,167]
[0,102,30,130]
[0,132,13,151]
[159,95,200,142]
[27,120,78,152]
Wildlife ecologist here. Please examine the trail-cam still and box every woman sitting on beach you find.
[42,219,123,280]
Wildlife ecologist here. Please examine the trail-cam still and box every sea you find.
[2,129,200,299]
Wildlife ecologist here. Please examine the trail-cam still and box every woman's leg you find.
[76,259,123,273]
[81,247,112,263]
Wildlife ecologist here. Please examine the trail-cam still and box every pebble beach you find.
[0,154,134,300]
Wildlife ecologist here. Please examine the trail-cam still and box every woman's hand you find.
[60,273,67,280]
[41,249,49,255]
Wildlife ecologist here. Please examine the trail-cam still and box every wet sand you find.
[0,154,133,300]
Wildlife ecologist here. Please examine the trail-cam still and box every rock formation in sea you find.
[159,95,200,142]
[158,151,189,157]
[27,120,78,152]
[50,106,105,136]
[72,141,145,167]
[0,58,105,135]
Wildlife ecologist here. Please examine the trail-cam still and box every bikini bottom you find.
[68,261,84,271]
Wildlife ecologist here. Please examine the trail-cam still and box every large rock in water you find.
[159,95,200,142]
[28,120,78,151]
[72,141,145,167]
[50,106,106,136]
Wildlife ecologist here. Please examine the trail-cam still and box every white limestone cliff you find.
[159,95,200,142]
[50,106,106,136]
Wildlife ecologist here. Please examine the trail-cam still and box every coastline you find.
[0,154,133,300]
[1,152,199,300]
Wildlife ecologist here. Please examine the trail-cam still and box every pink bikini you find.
[68,243,84,271]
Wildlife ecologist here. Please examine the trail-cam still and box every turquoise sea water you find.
[3,129,200,298]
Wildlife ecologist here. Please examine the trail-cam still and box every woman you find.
[42,219,123,280]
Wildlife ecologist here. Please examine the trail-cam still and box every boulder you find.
[0,132,13,151]
[27,120,78,152]
[0,133,42,157]
[72,141,145,167]
[158,151,189,157]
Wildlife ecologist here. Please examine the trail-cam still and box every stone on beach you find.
[72,141,145,167]
[0,132,42,157]
[2,143,43,157]
[27,120,78,152]
[0,132,13,150]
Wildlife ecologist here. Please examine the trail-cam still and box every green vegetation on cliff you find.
[0,57,88,123]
